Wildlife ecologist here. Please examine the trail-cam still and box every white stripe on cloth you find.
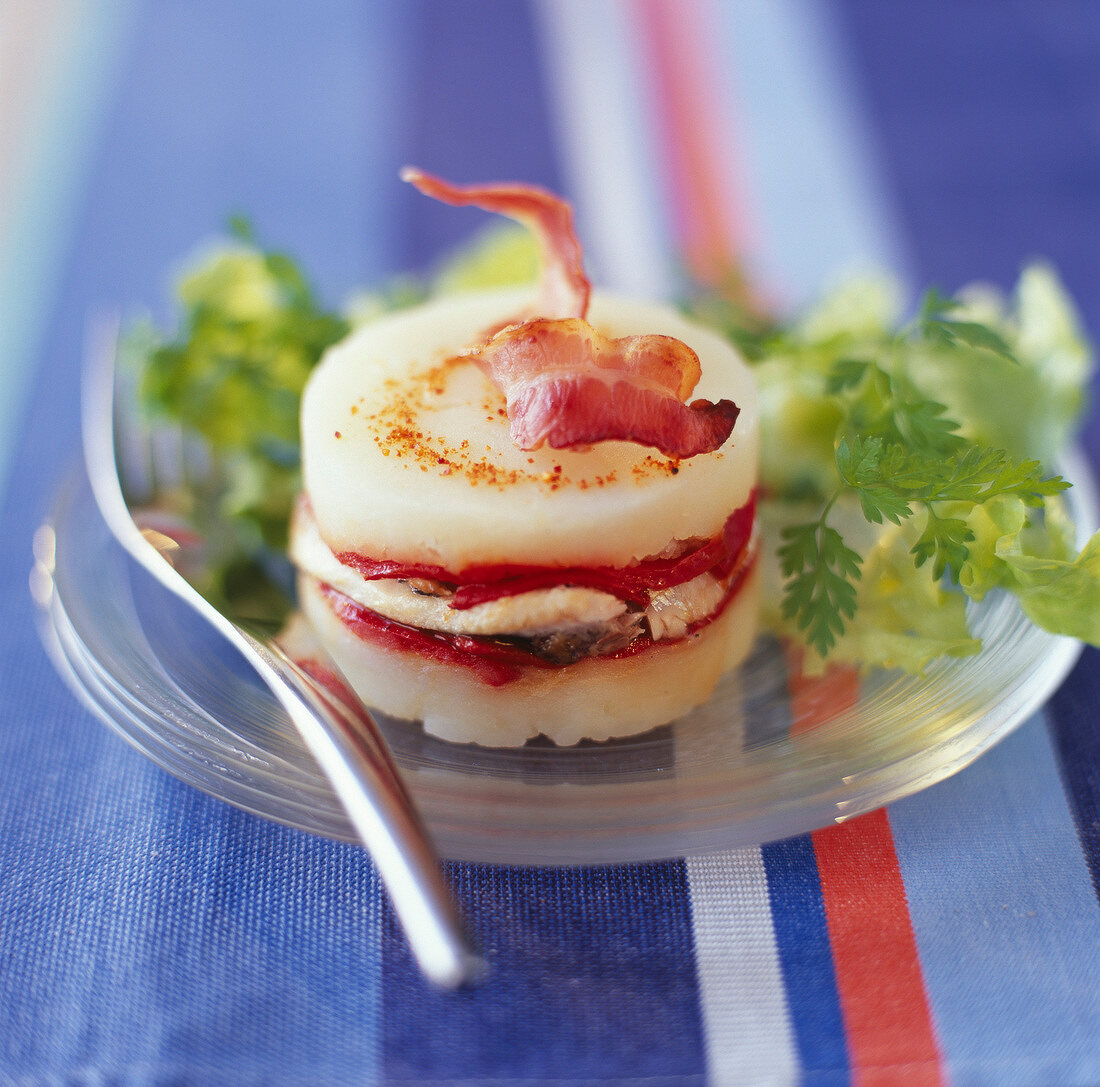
[685,849,800,1087]
[673,677,800,1086]
[532,0,677,300]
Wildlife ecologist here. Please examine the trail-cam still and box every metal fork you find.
[81,315,482,989]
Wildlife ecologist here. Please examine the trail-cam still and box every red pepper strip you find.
[446,519,733,610]
[713,492,756,579]
[334,492,757,610]
[320,551,756,689]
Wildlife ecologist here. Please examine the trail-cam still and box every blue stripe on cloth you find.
[761,836,851,1087]
[1,1,397,1081]
[831,0,1100,297]
[889,717,1100,1086]
[82,0,398,312]
[381,861,706,1080]
[1048,646,1100,902]
[0,741,387,1080]
[392,0,566,273]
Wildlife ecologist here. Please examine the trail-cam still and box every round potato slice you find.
[301,287,758,571]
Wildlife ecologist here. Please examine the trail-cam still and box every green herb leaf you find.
[832,433,1070,585]
[911,510,975,581]
[824,358,873,394]
[778,516,863,657]
[923,447,1069,506]
[920,286,967,320]
[915,286,1016,361]
[893,395,964,455]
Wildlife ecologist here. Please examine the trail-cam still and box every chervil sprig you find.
[831,434,1069,579]
[775,304,1071,655]
[826,358,966,461]
[778,505,862,657]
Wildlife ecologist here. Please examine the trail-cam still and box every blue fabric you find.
[889,717,1100,1082]
[395,0,566,269]
[834,0,1100,463]
[1050,648,1100,902]
[381,863,705,1080]
[1,1,391,1081]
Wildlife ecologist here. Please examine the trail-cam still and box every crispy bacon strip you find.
[402,168,739,457]
[401,166,590,323]
[470,318,739,456]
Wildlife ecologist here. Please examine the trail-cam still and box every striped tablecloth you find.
[2,2,1099,1084]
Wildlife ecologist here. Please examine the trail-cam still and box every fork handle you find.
[249,635,484,989]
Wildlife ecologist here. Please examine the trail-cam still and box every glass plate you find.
[32,453,1094,865]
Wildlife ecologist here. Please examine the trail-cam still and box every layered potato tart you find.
[290,170,760,746]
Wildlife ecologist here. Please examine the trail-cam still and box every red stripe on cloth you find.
[812,812,944,1087]
[785,652,944,1085]
[631,0,752,285]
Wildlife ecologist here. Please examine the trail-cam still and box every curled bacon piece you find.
[401,166,590,323]
[402,167,739,458]
[470,318,740,457]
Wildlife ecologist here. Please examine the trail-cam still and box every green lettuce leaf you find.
[957,493,1100,643]
[128,231,350,618]
[904,263,1091,468]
